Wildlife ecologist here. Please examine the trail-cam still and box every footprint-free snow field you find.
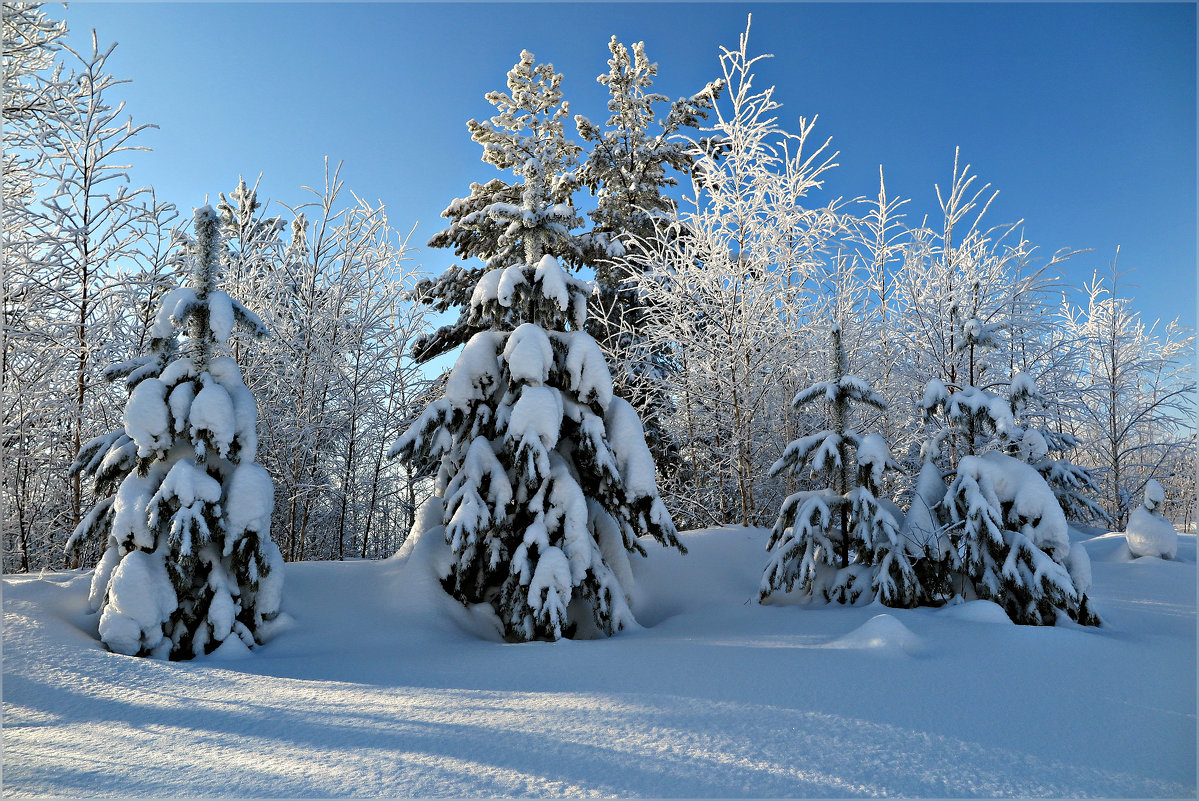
[3,525,1194,797]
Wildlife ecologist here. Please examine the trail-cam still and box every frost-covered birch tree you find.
[626,18,845,528]
[1064,261,1195,527]
[890,150,1074,468]
[25,33,175,533]
[3,10,175,572]
[68,207,284,658]
[841,167,911,448]
[216,165,429,562]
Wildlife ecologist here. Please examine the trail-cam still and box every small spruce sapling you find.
[761,324,917,606]
[919,367,1099,624]
[68,207,284,658]
[944,450,1099,625]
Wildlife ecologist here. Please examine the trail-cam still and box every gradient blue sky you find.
[61,2,1196,329]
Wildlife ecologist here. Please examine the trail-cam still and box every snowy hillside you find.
[3,525,1195,797]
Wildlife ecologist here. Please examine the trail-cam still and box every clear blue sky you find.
[61,2,1196,330]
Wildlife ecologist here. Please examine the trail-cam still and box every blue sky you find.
[61,2,1196,330]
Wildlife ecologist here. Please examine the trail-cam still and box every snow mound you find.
[939,600,1014,625]
[207,633,253,660]
[503,323,552,385]
[978,450,1069,556]
[1065,543,1093,593]
[224,462,275,539]
[855,433,892,486]
[1144,479,1166,511]
[189,380,236,458]
[604,397,657,499]
[389,503,503,643]
[827,613,922,654]
[97,550,176,656]
[124,377,171,457]
[1125,506,1178,560]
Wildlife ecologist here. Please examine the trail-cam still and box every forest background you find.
[3,1,1195,574]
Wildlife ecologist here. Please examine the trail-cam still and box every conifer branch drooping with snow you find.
[67,206,284,658]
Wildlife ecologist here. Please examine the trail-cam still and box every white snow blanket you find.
[3,525,1194,797]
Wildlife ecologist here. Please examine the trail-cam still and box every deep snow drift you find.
[3,524,1195,797]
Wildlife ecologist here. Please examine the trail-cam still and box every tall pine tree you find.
[394,50,683,641]
[417,50,582,365]
[574,38,722,475]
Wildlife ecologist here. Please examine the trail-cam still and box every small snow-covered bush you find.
[68,207,283,659]
[1125,480,1178,559]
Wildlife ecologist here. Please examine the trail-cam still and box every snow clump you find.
[1125,480,1178,559]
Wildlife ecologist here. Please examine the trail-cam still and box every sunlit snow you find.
[3,525,1194,797]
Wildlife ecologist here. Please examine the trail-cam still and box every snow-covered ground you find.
[4,524,1195,797]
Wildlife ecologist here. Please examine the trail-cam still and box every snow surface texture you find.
[3,525,1194,797]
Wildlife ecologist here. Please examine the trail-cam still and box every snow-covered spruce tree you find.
[944,450,1098,625]
[417,49,582,365]
[1003,372,1109,523]
[67,207,283,658]
[921,370,1098,625]
[392,250,684,641]
[761,324,918,607]
[574,36,722,474]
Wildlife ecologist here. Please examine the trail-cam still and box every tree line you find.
[3,3,427,571]
[3,5,1194,582]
